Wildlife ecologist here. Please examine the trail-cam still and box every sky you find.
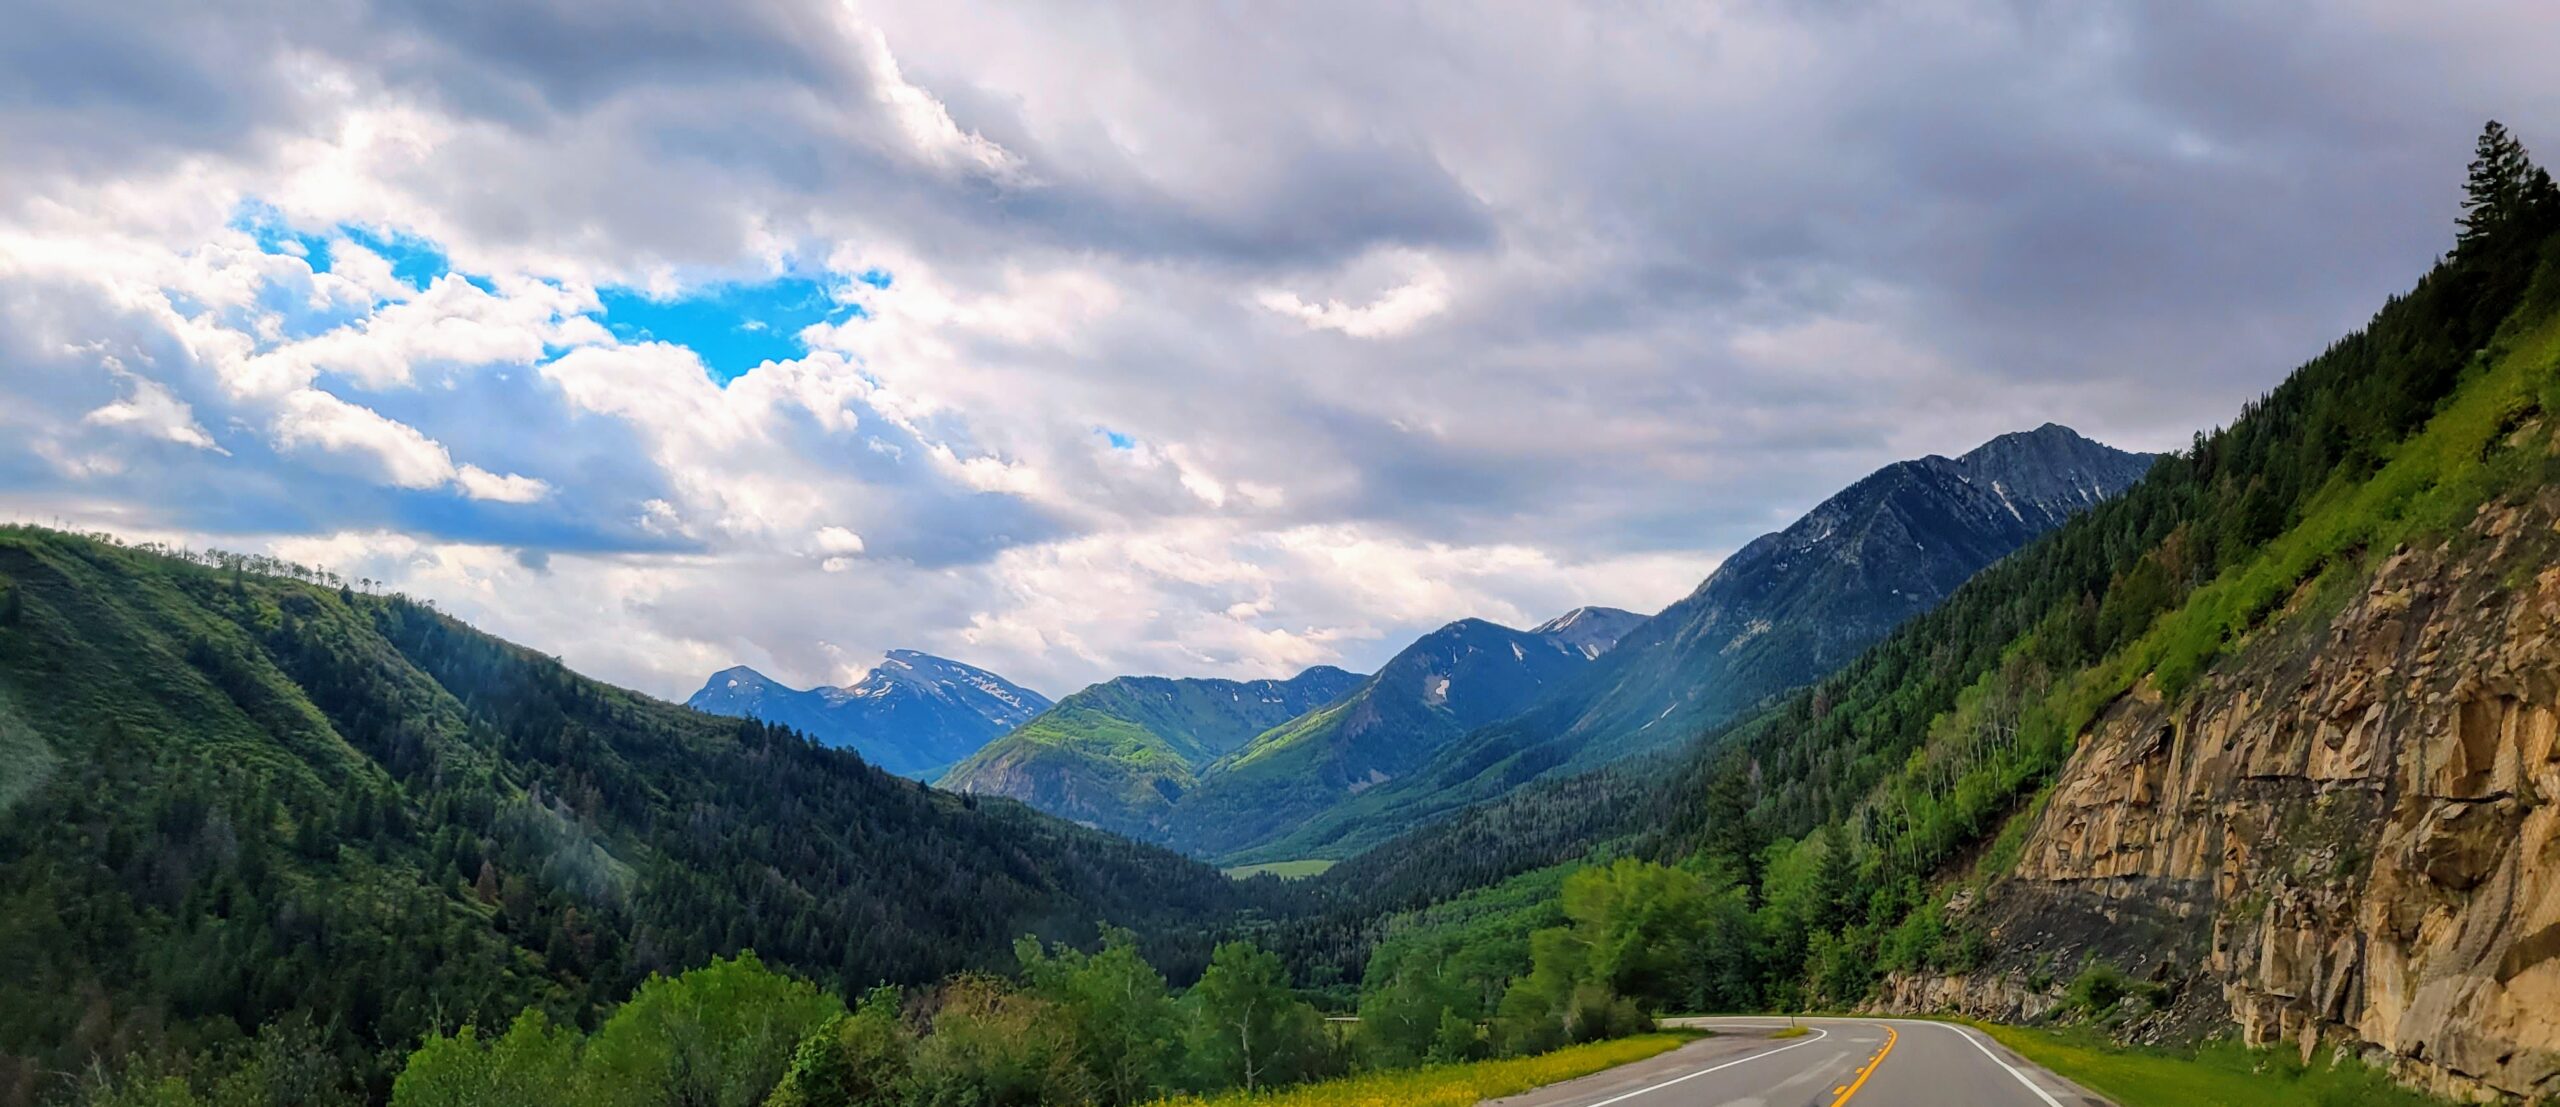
[2,1,2556,700]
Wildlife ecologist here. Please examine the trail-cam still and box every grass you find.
[1768,1026,1810,1039]
[2064,306,2560,730]
[1222,858,1338,880]
[1963,1021,2460,1107]
[1146,1033,1692,1107]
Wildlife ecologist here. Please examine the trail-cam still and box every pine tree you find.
[2459,120,2536,252]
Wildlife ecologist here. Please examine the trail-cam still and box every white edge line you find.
[1575,1026,1831,1107]
[1928,1022,2067,1107]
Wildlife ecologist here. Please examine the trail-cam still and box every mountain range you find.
[1153,610,1641,857]
[1224,423,2157,863]
[674,424,2146,863]
[684,651,1051,778]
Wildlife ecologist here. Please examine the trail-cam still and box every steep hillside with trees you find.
[0,530,1259,1105]
[1290,121,2560,1103]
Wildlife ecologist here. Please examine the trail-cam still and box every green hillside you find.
[0,528,1258,1103]
[935,668,1361,840]
[1159,618,1595,861]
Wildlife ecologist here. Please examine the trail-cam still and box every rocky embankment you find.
[1881,487,2560,1102]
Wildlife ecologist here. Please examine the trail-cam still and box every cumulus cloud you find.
[1256,252,1452,338]
[2,0,2555,697]
[238,272,597,391]
[271,388,460,489]
[270,388,548,502]
[83,361,224,453]
[454,465,551,504]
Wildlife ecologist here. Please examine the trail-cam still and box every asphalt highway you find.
[1485,1017,2112,1107]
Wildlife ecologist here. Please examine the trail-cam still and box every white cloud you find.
[270,388,546,501]
[1256,255,1452,338]
[83,361,225,453]
[454,464,551,503]
[816,525,867,554]
[843,20,1029,180]
[239,272,596,391]
[272,388,459,489]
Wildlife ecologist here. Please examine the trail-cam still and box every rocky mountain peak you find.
[685,650,1051,778]
[1531,606,1647,658]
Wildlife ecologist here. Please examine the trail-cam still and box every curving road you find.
[1487,1017,2113,1107]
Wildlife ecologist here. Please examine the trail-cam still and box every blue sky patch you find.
[596,275,861,383]
[232,201,457,296]
[229,202,869,384]
[1101,428,1137,450]
[233,201,333,270]
[338,226,453,290]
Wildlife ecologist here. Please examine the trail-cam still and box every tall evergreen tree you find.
[2458,120,2552,252]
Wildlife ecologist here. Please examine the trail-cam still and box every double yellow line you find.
[1827,1023,1899,1107]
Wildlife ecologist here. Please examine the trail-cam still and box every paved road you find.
[1488,1017,2112,1107]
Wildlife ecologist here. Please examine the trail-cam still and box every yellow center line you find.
[1827,1023,1898,1107]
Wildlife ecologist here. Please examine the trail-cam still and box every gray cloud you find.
[2,0,2555,695]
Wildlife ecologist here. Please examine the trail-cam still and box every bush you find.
[764,989,912,1107]
[578,952,842,1107]
[906,976,1089,1107]
[1427,1009,1483,1064]
[2065,963,2131,1017]
[1564,985,1648,1044]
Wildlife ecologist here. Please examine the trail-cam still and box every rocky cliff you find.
[1883,480,2560,1102]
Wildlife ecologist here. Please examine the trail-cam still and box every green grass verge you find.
[1147,1033,1693,1106]
[1222,858,1337,880]
[1965,1021,2459,1107]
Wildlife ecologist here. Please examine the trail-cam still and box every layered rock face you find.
[1887,489,2560,1101]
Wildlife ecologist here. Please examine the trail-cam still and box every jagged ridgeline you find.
[0,530,1259,1102]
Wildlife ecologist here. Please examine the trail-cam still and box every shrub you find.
[906,976,1089,1107]
[2065,963,2131,1017]
[764,989,912,1107]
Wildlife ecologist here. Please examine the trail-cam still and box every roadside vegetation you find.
[1141,1033,1691,1107]
[1968,1022,2463,1107]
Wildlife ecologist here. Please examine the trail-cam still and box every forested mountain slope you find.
[935,667,1362,841]
[683,652,1050,779]
[1288,134,2560,1090]
[1237,425,2154,865]
[1155,617,1610,859]
[0,530,1257,1105]
[1554,122,2560,1101]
